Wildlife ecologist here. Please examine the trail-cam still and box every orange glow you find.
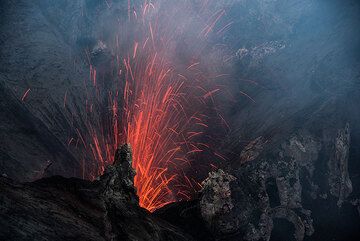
[66,0,231,212]
[119,1,230,212]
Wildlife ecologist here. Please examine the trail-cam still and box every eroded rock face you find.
[0,144,194,241]
[213,123,354,241]
[328,123,352,207]
[200,169,237,235]
[100,144,138,205]
[240,136,268,163]
[157,122,359,241]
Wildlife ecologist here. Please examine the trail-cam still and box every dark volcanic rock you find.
[0,144,194,241]
[155,199,214,241]
[199,169,238,236]
[157,117,360,241]
[0,79,81,181]
[0,0,129,181]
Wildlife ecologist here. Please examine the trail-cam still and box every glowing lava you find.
[120,1,231,211]
[68,0,232,212]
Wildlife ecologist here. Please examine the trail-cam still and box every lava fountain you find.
[70,0,233,212]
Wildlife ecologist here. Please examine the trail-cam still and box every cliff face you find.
[0,0,130,181]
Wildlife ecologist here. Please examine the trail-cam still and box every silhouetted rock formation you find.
[0,144,194,241]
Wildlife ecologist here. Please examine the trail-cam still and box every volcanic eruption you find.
[2,0,360,240]
[68,0,234,212]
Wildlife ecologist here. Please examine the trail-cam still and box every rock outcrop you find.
[200,169,237,236]
[156,122,360,241]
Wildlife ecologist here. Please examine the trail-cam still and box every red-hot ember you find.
[69,0,232,212]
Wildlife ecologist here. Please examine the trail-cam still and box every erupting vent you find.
[68,0,232,212]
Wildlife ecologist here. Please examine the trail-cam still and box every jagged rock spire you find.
[100,144,138,205]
